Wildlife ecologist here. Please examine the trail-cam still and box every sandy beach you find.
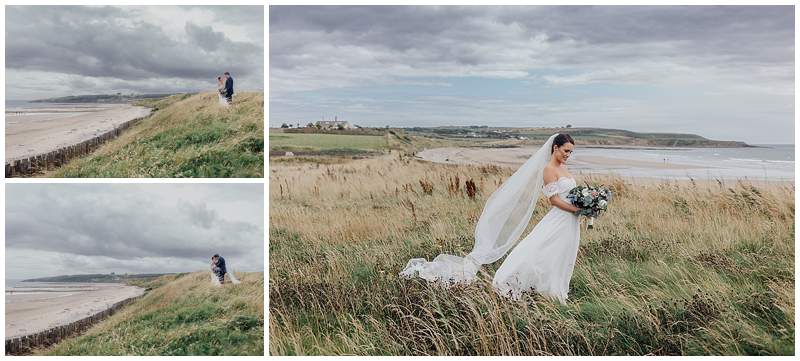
[5,282,145,339]
[417,146,706,169]
[5,104,151,162]
[416,145,794,182]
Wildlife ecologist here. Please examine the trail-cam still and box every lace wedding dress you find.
[492,176,580,303]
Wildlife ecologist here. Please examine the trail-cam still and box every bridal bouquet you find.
[566,184,612,229]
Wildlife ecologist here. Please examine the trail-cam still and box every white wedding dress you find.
[218,91,228,106]
[400,133,581,305]
[492,176,580,304]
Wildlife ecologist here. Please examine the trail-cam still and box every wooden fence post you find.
[5,112,150,177]
[4,294,143,355]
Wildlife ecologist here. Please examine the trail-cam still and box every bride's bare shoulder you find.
[543,165,558,184]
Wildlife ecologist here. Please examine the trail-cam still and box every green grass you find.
[269,155,794,355]
[50,92,264,177]
[38,272,264,356]
[269,133,388,155]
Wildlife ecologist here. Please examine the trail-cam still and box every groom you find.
[224,72,234,104]
[211,253,227,283]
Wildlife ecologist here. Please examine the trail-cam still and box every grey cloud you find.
[268,5,794,144]
[6,5,263,99]
[5,184,264,279]
[269,5,793,92]
[185,22,226,51]
[496,6,794,65]
[179,200,219,229]
[271,6,792,62]
[209,5,267,33]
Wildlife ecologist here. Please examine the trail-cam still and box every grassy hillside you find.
[50,92,263,177]
[38,272,264,356]
[269,155,794,355]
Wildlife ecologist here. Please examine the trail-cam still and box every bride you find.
[217,76,228,106]
[401,133,582,304]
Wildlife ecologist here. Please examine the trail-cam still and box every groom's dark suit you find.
[214,256,227,282]
[224,75,234,102]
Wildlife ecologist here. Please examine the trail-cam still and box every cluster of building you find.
[280,116,355,130]
[314,119,353,129]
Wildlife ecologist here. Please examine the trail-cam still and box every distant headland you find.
[30,93,184,104]
[22,273,177,283]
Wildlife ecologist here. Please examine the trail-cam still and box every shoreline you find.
[5,103,151,163]
[416,147,707,169]
[415,146,794,183]
[5,104,153,177]
[5,282,145,340]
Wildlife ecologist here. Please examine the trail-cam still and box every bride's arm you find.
[549,194,580,213]
[543,167,581,213]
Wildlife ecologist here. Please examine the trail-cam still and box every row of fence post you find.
[5,113,149,178]
[5,294,143,355]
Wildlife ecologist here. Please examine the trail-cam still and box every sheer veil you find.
[399,133,559,284]
[210,270,241,285]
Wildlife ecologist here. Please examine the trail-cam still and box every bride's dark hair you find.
[551,133,574,154]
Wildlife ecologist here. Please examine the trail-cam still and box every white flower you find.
[581,189,589,197]
[599,199,607,208]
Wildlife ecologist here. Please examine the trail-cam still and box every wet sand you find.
[416,146,793,183]
[5,104,151,162]
[5,283,145,339]
[417,146,705,169]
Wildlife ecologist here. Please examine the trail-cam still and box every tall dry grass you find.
[269,154,794,355]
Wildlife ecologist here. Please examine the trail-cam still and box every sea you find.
[4,100,120,139]
[6,99,43,108]
[5,100,110,118]
[5,280,97,297]
[5,99,81,112]
[571,144,794,181]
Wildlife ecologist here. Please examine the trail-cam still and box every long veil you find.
[210,265,242,286]
[228,269,241,284]
[399,133,559,284]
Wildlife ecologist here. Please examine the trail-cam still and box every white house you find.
[315,120,353,129]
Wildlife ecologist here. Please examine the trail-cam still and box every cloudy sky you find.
[269,6,794,144]
[6,184,264,280]
[6,5,264,100]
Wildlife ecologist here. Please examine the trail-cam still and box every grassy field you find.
[267,129,498,164]
[269,132,389,156]
[37,272,264,356]
[269,154,794,355]
[49,92,264,177]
